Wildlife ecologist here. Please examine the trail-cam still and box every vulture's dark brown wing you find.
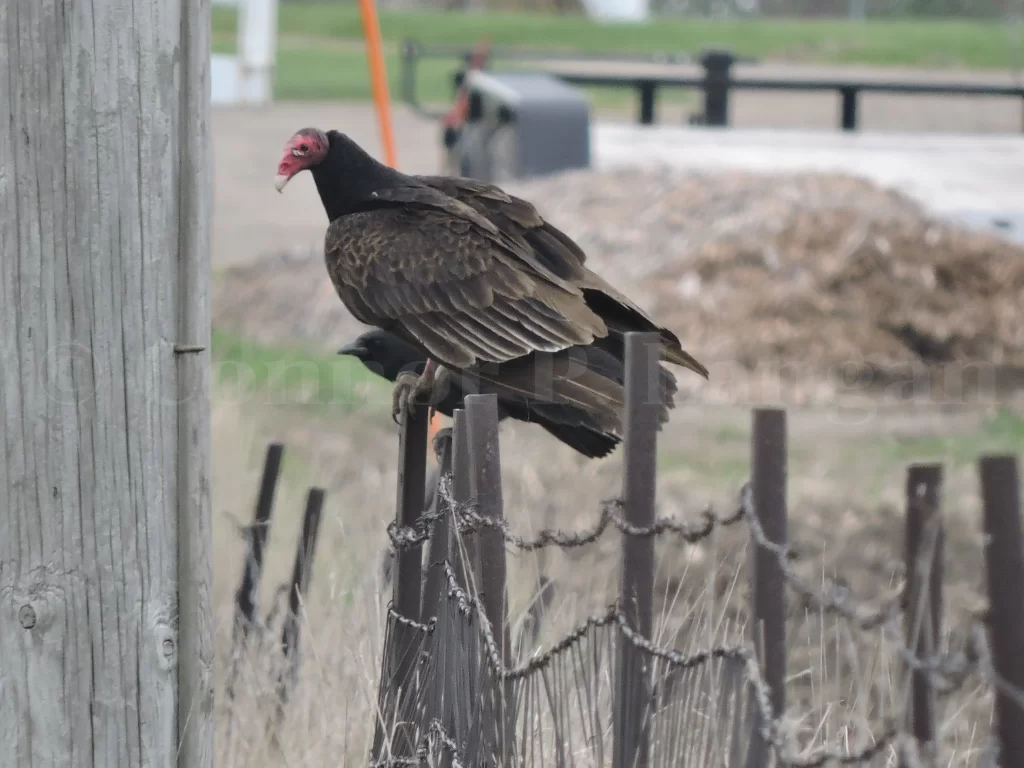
[323,185,608,369]
[417,175,708,378]
[580,270,709,377]
[415,174,589,280]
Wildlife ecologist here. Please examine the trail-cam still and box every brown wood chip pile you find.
[505,168,1024,375]
[213,245,369,351]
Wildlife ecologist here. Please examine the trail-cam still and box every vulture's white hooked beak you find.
[274,174,290,193]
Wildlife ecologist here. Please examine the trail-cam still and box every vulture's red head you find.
[275,128,329,192]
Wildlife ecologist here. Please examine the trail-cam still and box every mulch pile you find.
[213,168,1024,403]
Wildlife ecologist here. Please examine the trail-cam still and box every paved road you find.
[212,97,1024,269]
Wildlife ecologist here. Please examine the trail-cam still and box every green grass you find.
[212,328,390,414]
[267,43,692,108]
[214,6,1017,67]
[211,5,1020,102]
[879,408,1024,468]
[214,29,694,108]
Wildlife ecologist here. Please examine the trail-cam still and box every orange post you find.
[358,0,399,169]
[358,0,445,448]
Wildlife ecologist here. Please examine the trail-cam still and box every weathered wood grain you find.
[176,1,215,766]
[0,1,213,766]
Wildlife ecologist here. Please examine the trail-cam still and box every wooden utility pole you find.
[0,1,213,767]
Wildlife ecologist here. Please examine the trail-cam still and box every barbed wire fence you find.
[224,332,1024,766]
[366,333,1024,768]
[222,441,328,747]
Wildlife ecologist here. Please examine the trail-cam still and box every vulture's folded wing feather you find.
[414,175,589,278]
[581,269,709,378]
[368,185,585,290]
[413,176,705,378]
[324,197,607,368]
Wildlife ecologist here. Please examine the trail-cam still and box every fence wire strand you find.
[362,470,1024,768]
[217,440,1023,768]
[388,474,746,553]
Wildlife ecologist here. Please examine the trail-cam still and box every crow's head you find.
[337,329,426,383]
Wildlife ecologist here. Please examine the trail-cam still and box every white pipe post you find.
[239,0,279,105]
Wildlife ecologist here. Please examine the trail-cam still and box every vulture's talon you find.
[391,371,419,424]
[391,365,451,425]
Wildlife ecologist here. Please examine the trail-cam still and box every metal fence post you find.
[466,393,514,767]
[746,408,788,768]
[700,48,736,127]
[447,408,485,764]
[840,86,859,131]
[372,405,430,761]
[421,429,455,768]
[228,442,285,700]
[902,464,944,764]
[275,487,326,725]
[613,332,661,768]
[451,409,479,591]
[638,80,657,125]
[979,455,1024,765]
[422,430,454,623]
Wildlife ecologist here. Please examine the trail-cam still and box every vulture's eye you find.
[299,143,309,153]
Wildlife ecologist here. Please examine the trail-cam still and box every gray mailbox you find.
[453,70,591,184]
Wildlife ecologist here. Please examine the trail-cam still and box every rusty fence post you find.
[275,486,326,726]
[979,455,1024,766]
[613,332,661,768]
[372,405,430,762]
[228,442,285,701]
[466,393,515,767]
[420,429,455,768]
[746,408,788,768]
[446,408,486,765]
[422,430,454,624]
[451,409,479,591]
[902,464,944,764]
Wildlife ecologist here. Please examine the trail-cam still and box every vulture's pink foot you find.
[391,361,450,424]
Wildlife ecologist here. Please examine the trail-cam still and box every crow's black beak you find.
[337,342,368,358]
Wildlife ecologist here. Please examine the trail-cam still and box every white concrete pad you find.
[593,123,1024,243]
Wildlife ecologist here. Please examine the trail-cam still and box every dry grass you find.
[211,399,394,766]
[206,377,1016,766]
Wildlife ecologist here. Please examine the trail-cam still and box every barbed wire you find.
[367,571,1017,767]
[389,477,905,644]
[368,718,467,768]
[387,606,437,636]
[387,476,746,554]
[740,484,907,634]
[429,560,914,767]
[391,478,903,644]
[376,592,1006,764]
[968,622,1024,714]
[278,460,1024,767]
[366,477,1024,768]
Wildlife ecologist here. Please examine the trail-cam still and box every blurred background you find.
[211,0,1023,103]
[208,3,1024,766]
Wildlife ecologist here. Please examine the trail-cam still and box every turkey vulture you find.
[339,328,681,459]
[275,128,707,434]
